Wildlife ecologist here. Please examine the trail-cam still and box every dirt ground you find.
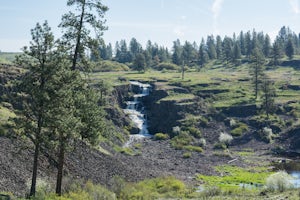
[0,127,279,197]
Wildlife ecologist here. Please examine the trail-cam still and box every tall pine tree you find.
[59,0,108,70]
[15,21,55,197]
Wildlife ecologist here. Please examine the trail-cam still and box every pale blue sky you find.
[1,0,300,52]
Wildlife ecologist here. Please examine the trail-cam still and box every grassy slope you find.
[0,52,20,64]
[90,62,300,110]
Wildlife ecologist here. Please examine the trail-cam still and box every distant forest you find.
[98,26,300,69]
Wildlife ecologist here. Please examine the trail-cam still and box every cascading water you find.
[123,81,151,146]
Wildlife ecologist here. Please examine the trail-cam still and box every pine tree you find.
[250,47,265,99]
[222,36,233,64]
[239,31,246,55]
[182,41,197,66]
[245,31,252,58]
[206,35,217,59]
[216,35,223,59]
[285,38,295,60]
[133,53,146,72]
[14,21,55,197]
[233,42,241,62]
[272,41,283,66]
[129,37,142,60]
[55,0,108,195]
[198,39,209,69]
[261,76,276,119]
[172,39,182,65]
[59,0,108,70]
[263,34,271,57]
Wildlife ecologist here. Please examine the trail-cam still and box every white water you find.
[123,81,152,146]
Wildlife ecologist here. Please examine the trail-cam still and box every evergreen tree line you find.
[98,26,300,69]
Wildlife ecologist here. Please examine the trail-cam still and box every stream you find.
[123,81,152,146]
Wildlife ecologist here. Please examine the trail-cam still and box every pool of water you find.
[273,160,300,188]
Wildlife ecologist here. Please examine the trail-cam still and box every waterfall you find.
[123,81,151,146]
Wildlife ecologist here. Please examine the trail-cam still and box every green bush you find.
[114,146,135,156]
[171,131,193,150]
[184,145,203,153]
[183,152,192,158]
[93,60,129,72]
[199,116,209,127]
[120,176,186,199]
[153,62,180,71]
[154,133,169,140]
[213,142,227,150]
[230,122,249,137]
[110,176,126,198]
[32,180,115,200]
[184,126,202,138]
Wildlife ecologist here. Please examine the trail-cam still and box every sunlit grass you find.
[90,63,300,110]
[197,165,272,191]
[159,93,195,102]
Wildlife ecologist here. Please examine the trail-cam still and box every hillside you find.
[1,59,300,199]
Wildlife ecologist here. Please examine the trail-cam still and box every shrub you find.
[202,186,221,197]
[120,176,186,199]
[93,60,129,72]
[259,127,273,143]
[171,131,193,150]
[199,138,206,147]
[31,179,116,200]
[115,146,135,156]
[110,176,126,198]
[213,142,227,150]
[230,122,249,137]
[266,171,293,192]
[153,62,180,71]
[183,152,192,158]
[229,118,237,128]
[26,178,53,199]
[219,132,233,146]
[199,116,209,127]
[184,145,203,153]
[185,126,202,138]
[154,133,169,140]
[172,126,181,137]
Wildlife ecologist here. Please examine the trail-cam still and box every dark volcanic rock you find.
[221,104,257,117]
[287,85,300,91]
[0,137,153,197]
[144,83,196,134]
[147,100,181,134]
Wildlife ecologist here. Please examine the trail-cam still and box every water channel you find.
[123,81,152,146]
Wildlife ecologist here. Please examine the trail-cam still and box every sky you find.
[1,0,300,52]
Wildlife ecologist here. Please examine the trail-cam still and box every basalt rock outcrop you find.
[144,82,197,134]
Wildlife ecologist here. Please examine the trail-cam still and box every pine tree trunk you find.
[29,140,39,197]
[71,0,85,71]
[56,137,65,196]
[29,114,42,197]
